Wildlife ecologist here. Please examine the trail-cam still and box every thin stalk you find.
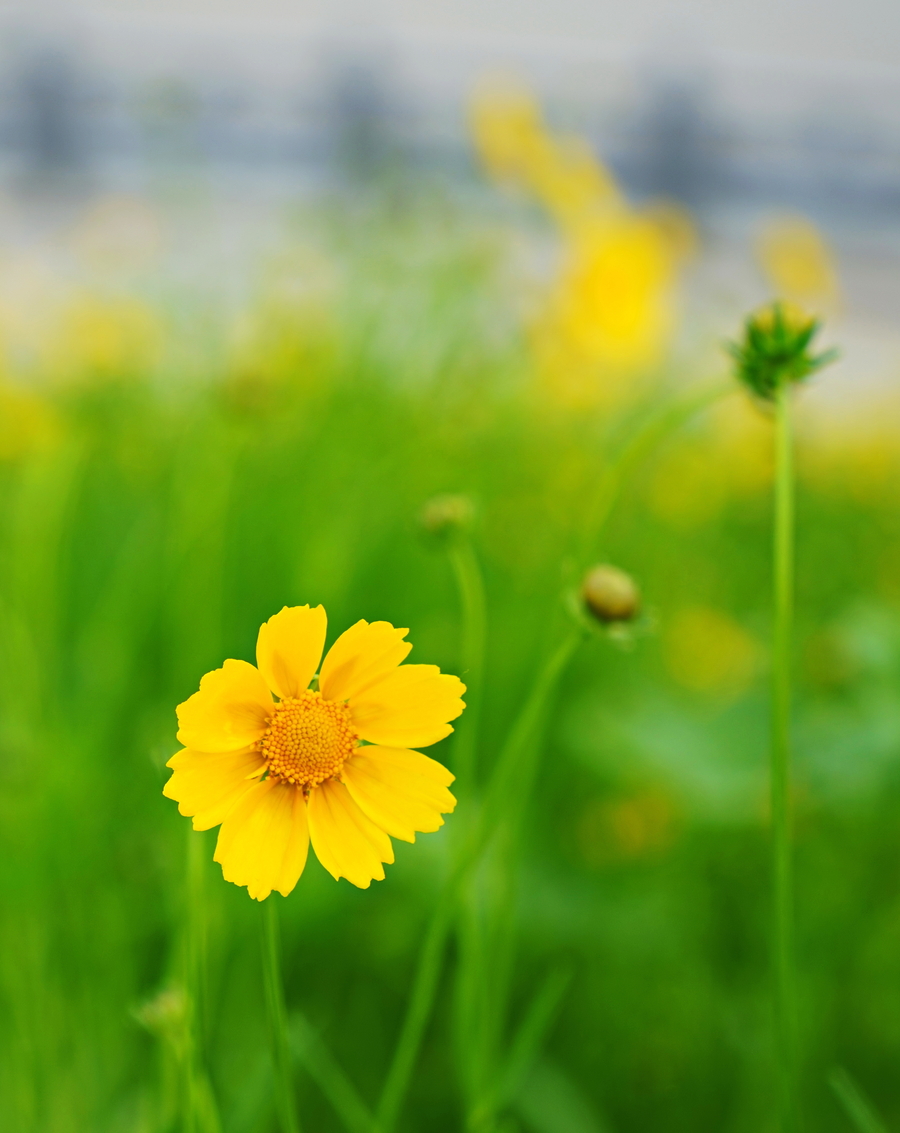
[772,381,799,1133]
[829,1068,888,1133]
[376,627,581,1133]
[375,896,455,1133]
[459,628,584,1133]
[375,532,486,1133]
[292,1014,376,1133]
[447,535,487,792]
[183,831,221,1133]
[580,382,729,562]
[485,630,584,821]
[261,901,301,1133]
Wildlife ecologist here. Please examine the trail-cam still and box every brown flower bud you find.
[419,494,474,537]
[582,564,640,624]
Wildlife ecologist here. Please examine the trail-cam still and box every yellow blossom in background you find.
[800,395,900,505]
[471,76,688,407]
[469,77,620,228]
[662,606,760,700]
[756,214,840,313]
[47,292,163,382]
[224,248,339,409]
[646,395,774,525]
[164,605,464,898]
[0,381,59,460]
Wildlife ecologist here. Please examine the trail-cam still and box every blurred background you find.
[2,2,900,1132]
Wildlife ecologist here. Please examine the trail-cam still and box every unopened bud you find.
[133,986,187,1035]
[726,301,837,401]
[582,564,640,624]
[419,494,474,537]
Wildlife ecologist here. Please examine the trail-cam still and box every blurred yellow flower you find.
[164,606,464,898]
[800,397,900,505]
[49,292,163,381]
[532,215,676,407]
[0,381,59,460]
[663,606,760,699]
[469,78,620,227]
[471,76,688,407]
[756,214,839,312]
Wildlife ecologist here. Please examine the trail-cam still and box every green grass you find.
[1,193,899,1133]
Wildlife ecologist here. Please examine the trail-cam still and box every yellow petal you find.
[213,779,310,900]
[164,745,265,831]
[348,665,466,748]
[307,779,394,888]
[176,660,273,753]
[256,605,327,700]
[341,746,456,843]
[318,620,412,703]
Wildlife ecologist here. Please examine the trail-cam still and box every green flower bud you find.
[582,564,640,624]
[726,301,838,401]
[419,494,474,538]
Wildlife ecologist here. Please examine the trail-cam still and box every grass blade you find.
[290,1014,376,1133]
[829,1067,888,1133]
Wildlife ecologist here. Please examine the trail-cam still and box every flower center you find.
[260,691,357,790]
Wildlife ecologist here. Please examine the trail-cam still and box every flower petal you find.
[347,665,466,748]
[256,605,327,700]
[164,745,265,831]
[307,779,394,888]
[213,779,310,900]
[341,746,456,843]
[176,660,273,752]
[318,620,412,703]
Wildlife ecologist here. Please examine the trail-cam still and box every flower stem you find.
[447,535,487,793]
[184,831,221,1133]
[772,380,799,1132]
[375,533,486,1133]
[261,900,301,1133]
[580,381,729,563]
[375,894,454,1133]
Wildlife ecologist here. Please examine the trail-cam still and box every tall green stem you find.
[375,533,486,1133]
[261,900,301,1133]
[772,381,799,1132]
[184,831,221,1133]
[447,536,487,792]
[580,382,729,562]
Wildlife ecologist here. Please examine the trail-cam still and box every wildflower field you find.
[3,90,900,1133]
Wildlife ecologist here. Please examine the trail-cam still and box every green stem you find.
[772,381,799,1132]
[485,629,583,823]
[580,382,729,562]
[183,831,221,1133]
[459,628,584,1133]
[375,625,581,1133]
[447,536,487,793]
[261,900,301,1133]
[375,534,486,1133]
[375,896,454,1133]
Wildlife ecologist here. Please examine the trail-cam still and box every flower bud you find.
[133,986,187,1035]
[419,494,474,538]
[726,301,837,401]
[581,564,640,624]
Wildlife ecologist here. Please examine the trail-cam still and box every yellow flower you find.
[755,213,839,312]
[164,606,465,899]
[469,76,621,227]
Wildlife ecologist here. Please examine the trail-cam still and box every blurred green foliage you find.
[1,196,899,1133]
